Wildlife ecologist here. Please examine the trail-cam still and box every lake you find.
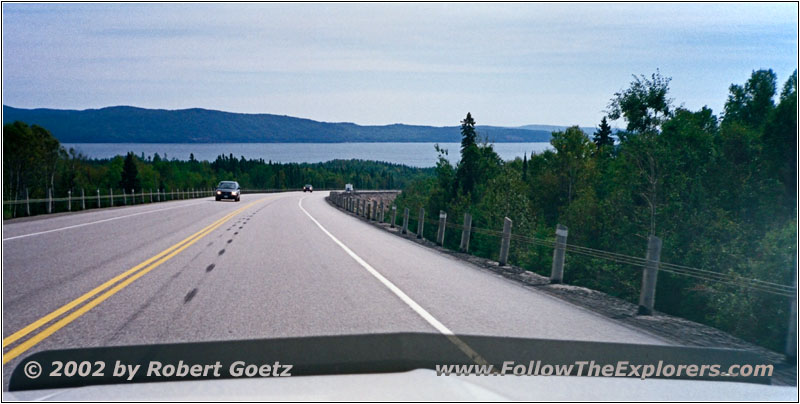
[62,143,552,168]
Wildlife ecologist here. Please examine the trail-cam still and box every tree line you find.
[2,128,433,217]
[394,69,797,352]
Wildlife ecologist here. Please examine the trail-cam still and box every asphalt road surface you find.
[2,191,670,389]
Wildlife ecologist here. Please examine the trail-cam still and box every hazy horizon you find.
[2,3,797,128]
[2,104,601,130]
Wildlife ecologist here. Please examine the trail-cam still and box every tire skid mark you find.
[184,288,198,303]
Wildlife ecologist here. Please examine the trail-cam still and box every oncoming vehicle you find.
[215,181,241,202]
[303,184,313,192]
[345,184,354,193]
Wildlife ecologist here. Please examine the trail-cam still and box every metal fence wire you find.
[327,193,796,299]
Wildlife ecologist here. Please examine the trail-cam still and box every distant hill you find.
[2,106,558,143]
[515,124,598,135]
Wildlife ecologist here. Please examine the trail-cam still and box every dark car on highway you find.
[303,184,313,192]
[215,181,241,202]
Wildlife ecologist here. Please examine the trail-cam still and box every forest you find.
[3,68,796,352]
[393,69,797,352]
[2,127,433,217]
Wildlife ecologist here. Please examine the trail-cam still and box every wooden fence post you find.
[786,258,797,361]
[637,235,662,315]
[437,211,447,246]
[417,208,425,239]
[498,217,512,266]
[550,224,568,283]
[460,213,472,252]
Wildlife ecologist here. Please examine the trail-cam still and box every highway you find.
[2,191,669,389]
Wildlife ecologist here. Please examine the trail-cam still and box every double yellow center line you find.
[3,199,263,364]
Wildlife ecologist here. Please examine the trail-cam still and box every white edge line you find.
[3,201,207,241]
[298,196,489,366]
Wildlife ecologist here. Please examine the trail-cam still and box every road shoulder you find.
[325,195,797,386]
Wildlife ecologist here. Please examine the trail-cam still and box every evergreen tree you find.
[522,152,528,181]
[593,116,614,149]
[456,112,480,196]
[119,152,140,192]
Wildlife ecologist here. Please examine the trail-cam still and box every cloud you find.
[2,3,796,126]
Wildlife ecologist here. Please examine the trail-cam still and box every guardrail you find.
[328,191,797,357]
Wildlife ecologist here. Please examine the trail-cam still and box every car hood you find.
[6,333,792,399]
[5,369,796,401]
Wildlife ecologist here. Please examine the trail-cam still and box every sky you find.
[2,3,797,128]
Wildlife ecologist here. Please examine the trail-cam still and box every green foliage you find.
[396,70,796,352]
[3,121,63,202]
[608,70,673,136]
[762,69,797,209]
[456,112,480,197]
[119,152,141,192]
[521,153,528,181]
[724,69,777,130]
[550,126,596,206]
[3,131,434,219]
[592,116,615,155]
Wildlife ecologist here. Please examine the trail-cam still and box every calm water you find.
[62,143,552,168]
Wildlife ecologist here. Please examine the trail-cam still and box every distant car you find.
[215,181,240,202]
[303,184,313,193]
[345,184,354,193]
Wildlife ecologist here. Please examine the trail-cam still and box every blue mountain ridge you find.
[2,105,595,143]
